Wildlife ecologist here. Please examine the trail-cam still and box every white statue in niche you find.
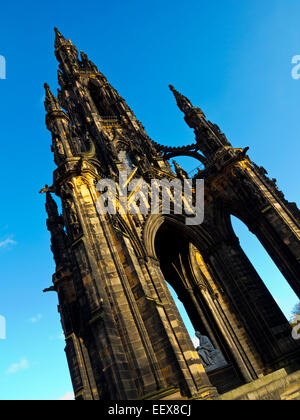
[195,331,227,372]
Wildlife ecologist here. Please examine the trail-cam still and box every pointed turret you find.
[54,27,77,52]
[169,85,201,116]
[43,82,74,162]
[44,83,62,113]
[54,28,79,76]
[169,84,230,159]
[54,27,70,50]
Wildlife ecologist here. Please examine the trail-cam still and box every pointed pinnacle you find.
[44,82,52,96]
[169,84,206,119]
[54,27,72,49]
[169,84,184,96]
[169,85,181,100]
[169,84,194,114]
[54,27,62,36]
[44,83,61,112]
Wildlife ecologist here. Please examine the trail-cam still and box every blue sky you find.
[0,0,299,400]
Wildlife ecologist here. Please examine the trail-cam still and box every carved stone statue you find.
[45,193,69,268]
[54,136,64,156]
[195,331,227,372]
[64,199,81,237]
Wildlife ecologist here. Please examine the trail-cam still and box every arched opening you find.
[167,283,195,342]
[154,220,246,393]
[231,215,299,322]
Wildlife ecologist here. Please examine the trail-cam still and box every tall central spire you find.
[54,27,79,76]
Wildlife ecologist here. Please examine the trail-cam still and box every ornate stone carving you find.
[45,192,70,268]
[63,198,81,237]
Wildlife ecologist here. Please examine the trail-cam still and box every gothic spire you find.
[54,28,79,76]
[54,27,73,50]
[44,83,62,113]
[43,83,72,162]
[169,84,229,158]
[169,85,196,115]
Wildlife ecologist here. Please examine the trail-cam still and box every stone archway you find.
[142,214,259,393]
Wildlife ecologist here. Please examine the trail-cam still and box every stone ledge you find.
[218,369,300,400]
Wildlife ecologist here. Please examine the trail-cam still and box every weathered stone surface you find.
[218,369,300,400]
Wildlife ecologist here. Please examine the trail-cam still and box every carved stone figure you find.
[45,192,69,268]
[64,199,81,237]
[195,331,227,372]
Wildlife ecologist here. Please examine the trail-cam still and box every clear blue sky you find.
[0,0,299,400]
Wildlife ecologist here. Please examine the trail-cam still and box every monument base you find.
[208,364,244,394]
[217,368,300,400]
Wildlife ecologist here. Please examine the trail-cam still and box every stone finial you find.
[54,27,70,49]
